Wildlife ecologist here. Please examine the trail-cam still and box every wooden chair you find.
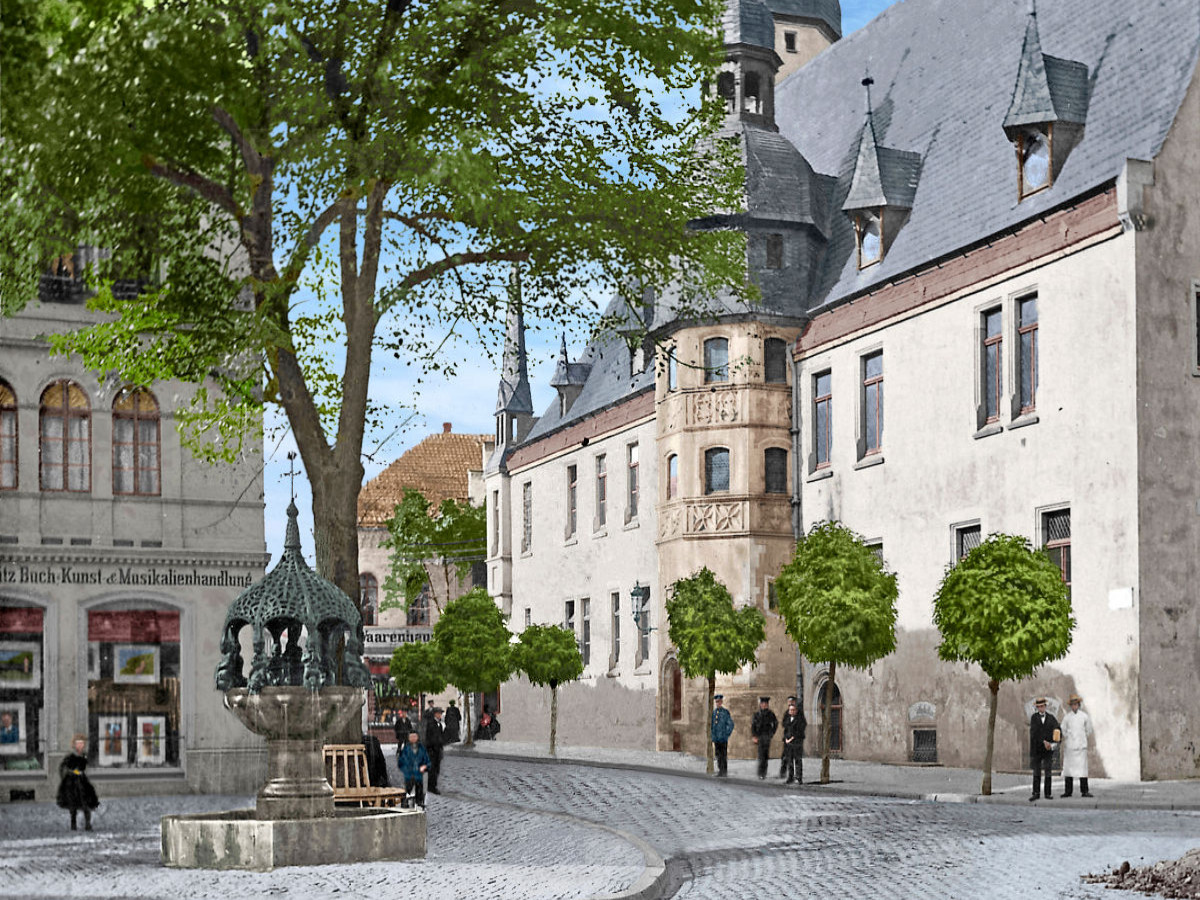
[322,744,406,808]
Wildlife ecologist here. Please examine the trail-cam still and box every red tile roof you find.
[357,429,490,527]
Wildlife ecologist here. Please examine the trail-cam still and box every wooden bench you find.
[322,744,407,808]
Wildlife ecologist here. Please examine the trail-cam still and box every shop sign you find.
[362,626,432,657]
[0,563,253,588]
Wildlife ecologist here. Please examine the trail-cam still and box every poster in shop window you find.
[98,715,127,766]
[112,644,159,685]
[0,704,25,755]
[135,715,166,766]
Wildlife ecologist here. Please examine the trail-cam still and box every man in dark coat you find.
[362,733,389,787]
[392,708,415,746]
[710,694,734,777]
[1029,696,1060,801]
[444,700,462,743]
[425,707,446,794]
[780,699,806,784]
[750,696,778,780]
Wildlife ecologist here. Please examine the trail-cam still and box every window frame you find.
[813,370,832,469]
[704,447,730,495]
[861,351,884,457]
[666,454,679,500]
[0,380,16,491]
[1017,294,1039,414]
[610,591,621,667]
[1017,125,1053,200]
[854,209,884,269]
[111,387,161,497]
[764,447,787,494]
[703,337,729,383]
[521,482,532,554]
[981,307,1004,425]
[566,464,578,538]
[954,522,982,562]
[626,443,639,522]
[764,338,788,384]
[39,380,91,493]
[594,454,607,529]
[580,598,591,666]
[1040,507,1071,596]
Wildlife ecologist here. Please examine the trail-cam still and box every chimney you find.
[443,422,452,433]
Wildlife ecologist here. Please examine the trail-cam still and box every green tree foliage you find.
[1,0,747,611]
[432,588,512,746]
[933,533,1074,795]
[666,567,765,773]
[388,639,447,700]
[510,624,583,756]
[383,489,486,615]
[776,521,898,784]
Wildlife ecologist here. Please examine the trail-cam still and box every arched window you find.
[112,387,160,496]
[407,585,431,626]
[39,380,90,492]
[817,679,843,753]
[764,448,787,494]
[764,338,788,384]
[666,454,679,499]
[359,573,379,626]
[703,338,728,383]
[717,71,736,113]
[704,447,730,494]
[0,380,16,490]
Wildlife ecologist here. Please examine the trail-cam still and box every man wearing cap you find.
[1029,697,1060,801]
[710,694,734,777]
[1060,693,1094,798]
[750,696,778,780]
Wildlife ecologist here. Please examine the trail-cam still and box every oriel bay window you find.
[87,603,181,769]
[704,338,729,383]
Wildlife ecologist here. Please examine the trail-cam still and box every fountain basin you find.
[161,807,426,871]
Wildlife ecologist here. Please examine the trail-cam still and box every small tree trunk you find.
[982,677,1000,796]
[820,660,836,784]
[549,681,559,756]
[463,697,474,748]
[705,675,715,775]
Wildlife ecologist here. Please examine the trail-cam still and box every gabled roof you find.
[775,0,1200,310]
[357,430,490,528]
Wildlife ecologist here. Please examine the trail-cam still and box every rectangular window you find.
[611,592,620,666]
[524,608,531,628]
[764,338,788,384]
[1018,295,1038,413]
[867,541,884,564]
[595,455,607,528]
[521,482,532,553]
[955,524,982,561]
[566,465,577,537]
[983,308,1003,423]
[1043,509,1071,595]
[580,598,591,666]
[704,338,729,383]
[766,234,783,269]
[0,385,16,491]
[667,454,679,499]
[784,30,797,52]
[704,447,730,494]
[667,351,678,391]
[814,371,832,468]
[564,599,575,633]
[637,590,651,663]
[491,490,499,555]
[764,447,787,494]
[863,351,883,455]
[627,444,639,521]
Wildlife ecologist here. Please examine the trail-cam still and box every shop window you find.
[0,604,46,771]
[112,387,161,496]
[0,381,16,490]
[39,380,91,492]
[86,604,181,769]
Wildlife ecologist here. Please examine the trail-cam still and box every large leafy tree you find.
[388,639,447,700]
[0,0,746,611]
[665,567,764,774]
[432,588,512,746]
[933,533,1074,795]
[510,624,583,756]
[776,521,898,784]
[383,488,486,616]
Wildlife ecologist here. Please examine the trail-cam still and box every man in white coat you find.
[1061,693,1094,797]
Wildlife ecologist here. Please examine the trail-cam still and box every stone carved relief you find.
[658,506,683,540]
[687,502,744,534]
[691,391,739,426]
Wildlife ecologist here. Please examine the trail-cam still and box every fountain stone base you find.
[161,807,426,870]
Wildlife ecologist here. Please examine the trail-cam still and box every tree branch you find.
[141,157,240,219]
[376,249,530,315]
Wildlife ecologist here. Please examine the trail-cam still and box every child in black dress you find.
[57,733,99,831]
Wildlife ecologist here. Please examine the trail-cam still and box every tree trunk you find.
[705,674,715,775]
[982,677,1000,796]
[463,697,474,748]
[820,660,836,784]
[550,682,559,756]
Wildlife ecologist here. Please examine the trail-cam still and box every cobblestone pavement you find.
[1,754,1196,900]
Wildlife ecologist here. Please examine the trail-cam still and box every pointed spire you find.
[283,501,302,553]
[495,264,533,415]
[550,333,571,387]
[843,76,887,211]
[1004,2,1088,134]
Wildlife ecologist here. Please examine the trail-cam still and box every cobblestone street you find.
[0,754,1196,899]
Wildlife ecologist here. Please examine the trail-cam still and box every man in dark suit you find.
[425,706,446,794]
[750,697,778,781]
[1029,697,1060,801]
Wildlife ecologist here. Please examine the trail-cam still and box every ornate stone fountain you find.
[161,500,425,870]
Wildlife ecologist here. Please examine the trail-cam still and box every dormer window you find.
[1017,127,1052,198]
[854,211,883,269]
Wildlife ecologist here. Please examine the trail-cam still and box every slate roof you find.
[764,0,842,36]
[775,0,1200,311]
[842,116,922,211]
[357,430,490,527]
[723,0,778,50]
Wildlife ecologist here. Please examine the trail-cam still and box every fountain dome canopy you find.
[215,501,371,692]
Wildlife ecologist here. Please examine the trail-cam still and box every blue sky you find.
[262,0,900,568]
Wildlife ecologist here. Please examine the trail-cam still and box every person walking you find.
[780,699,806,784]
[425,707,446,794]
[444,700,462,743]
[710,694,734,777]
[397,730,430,808]
[1060,693,1094,798]
[779,696,797,778]
[57,734,100,831]
[1029,696,1060,801]
[750,697,777,781]
[393,706,415,746]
